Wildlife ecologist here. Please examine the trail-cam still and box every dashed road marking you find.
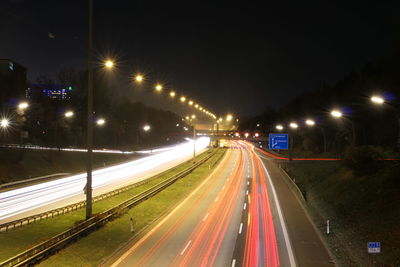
[231,259,236,267]
[203,213,209,221]
[246,190,248,195]
[180,240,192,255]
[243,203,247,210]
[238,223,243,234]
[215,196,219,202]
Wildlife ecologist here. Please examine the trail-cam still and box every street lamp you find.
[191,114,196,119]
[276,125,284,131]
[180,96,186,103]
[305,119,315,126]
[331,110,342,118]
[143,124,151,132]
[0,118,9,129]
[188,100,193,106]
[289,122,298,129]
[226,114,233,121]
[155,84,163,92]
[65,111,74,118]
[135,74,144,83]
[169,91,176,98]
[96,118,106,126]
[371,95,384,104]
[104,60,114,69]
[18,102,29,110]
[331,109,355,146]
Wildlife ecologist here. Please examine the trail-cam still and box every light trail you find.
[0,138,210,223]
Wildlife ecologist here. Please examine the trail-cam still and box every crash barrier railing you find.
[0,149,224,267]
[0,150,214,232]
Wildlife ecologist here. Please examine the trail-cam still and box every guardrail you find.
[0,149,224,267]
[0,173,70,189]
[0,152,212,232]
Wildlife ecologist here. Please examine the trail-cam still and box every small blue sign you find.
[367,242,381,254]
[269,133,289,150]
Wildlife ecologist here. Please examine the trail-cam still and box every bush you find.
[343,146,384,175]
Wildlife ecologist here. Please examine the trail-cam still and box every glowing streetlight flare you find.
[65,111,74,118]
[104,60,114,69]
[226,114,233,121]
[371,96,384,104]
[276,124,284,130]
[96,118,106,126]
[0,118,9,128]
[169,91,176,97]
[290,122,298,129]
[18,102,29,110]
[180,96,186,102]
[194,104,199,108]
[305,119,315,126]
[155,84,163,91]
[188,100,193,106]
[191,114,196,119]
[331,110,342,118]
[143,125,151,132]
[135,74,144,83]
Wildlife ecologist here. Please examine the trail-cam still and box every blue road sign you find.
[269,133,289,150]
[368,242,381,253]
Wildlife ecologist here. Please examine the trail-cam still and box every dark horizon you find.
[1,0,399,116]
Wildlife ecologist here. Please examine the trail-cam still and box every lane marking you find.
[231,259,236,267]
[214,196,219,202]
[203,213,209,222]
[243,203,247,210]
[259,155,297,267]
[110,150,231,267]
[247,181,249,185]
[222,185,225,190]
[246,190,248,195]
[238,223,243,234]
[180,240,192,255]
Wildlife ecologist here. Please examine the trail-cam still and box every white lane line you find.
[231,259,236,267]
[259,157,297,267]
[247,181,250,185]
[248,174,250,178]
[180,240,192,255]
[222,185,225,190]
[227,178,230,181]
[238,223,243,234]
[243,203,247,210]
[246,190,248,195]
[203,213,209,221]
[215,196,219,202]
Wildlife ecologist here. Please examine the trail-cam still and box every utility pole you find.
[86,0,93,219]
[193,126,196,158]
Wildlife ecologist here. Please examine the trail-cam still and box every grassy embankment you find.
[0,148,140,184]
[284,160,400,266]
[0,149,225,265]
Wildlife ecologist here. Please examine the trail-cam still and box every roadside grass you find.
[285,161,400,266]
[0,149,217,262]
[0,148,141,184]
[38,148,226,267]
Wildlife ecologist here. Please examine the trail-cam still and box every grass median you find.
[37,148,226,266]
[0,149,223,263]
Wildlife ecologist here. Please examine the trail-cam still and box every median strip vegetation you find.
[0,149,224,264]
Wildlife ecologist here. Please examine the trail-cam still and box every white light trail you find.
[0,138,210,222]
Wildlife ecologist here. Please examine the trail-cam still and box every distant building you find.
[0,59,27,105]
[26,84,73,101]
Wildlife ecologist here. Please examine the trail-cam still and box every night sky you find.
[1,0,399,117]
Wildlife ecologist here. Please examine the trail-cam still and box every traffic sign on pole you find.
[269,133,289,150]
[367,242,381,253]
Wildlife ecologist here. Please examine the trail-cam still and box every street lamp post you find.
[330,109,356,146]
[86,0,94,219]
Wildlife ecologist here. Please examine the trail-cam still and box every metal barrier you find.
[0,149,224,267]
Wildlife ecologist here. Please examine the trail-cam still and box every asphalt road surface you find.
[108,141,334,266]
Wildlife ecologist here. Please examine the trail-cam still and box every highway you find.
[0,138,210,224]
[107,141,334,267]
